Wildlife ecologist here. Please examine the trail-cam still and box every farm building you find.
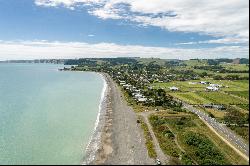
[203,104,226,110]
[206,86,219,91]
[170,86,179,91]
[200,81,211,84]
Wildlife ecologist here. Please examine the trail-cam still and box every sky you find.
[0,0,249,60]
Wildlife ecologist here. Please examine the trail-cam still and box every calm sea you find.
[0,63,104,164]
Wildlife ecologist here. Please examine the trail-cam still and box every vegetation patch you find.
[138,116,157,159]
[149,115,181,159]
[149,112,248,165]
[229,126,249,141]
[236,104,249,111]
[184,131,228,165]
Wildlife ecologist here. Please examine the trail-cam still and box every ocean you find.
[0,63,105,164]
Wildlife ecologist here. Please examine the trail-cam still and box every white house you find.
[123,84,132,88]
[170,86,179,91]
[134,89,140,93]
[134,94,143,99]
[200,81,207,84]
[137,97,147,102]
[119,80,126,85]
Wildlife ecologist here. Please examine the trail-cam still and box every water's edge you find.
[82,73,108,165]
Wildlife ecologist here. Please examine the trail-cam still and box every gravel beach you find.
[91,73,154,165]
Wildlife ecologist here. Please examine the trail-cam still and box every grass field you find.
[169,91,248,105]
[170,92,210,104]
[227,91,249,99]
[221,64,249,71]
[149,112,248,165]
[152,80,249,92]
[197,92,248,105]
[184,59,208,66]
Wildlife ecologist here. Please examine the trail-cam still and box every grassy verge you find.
[137,116,157,159]
[229,125,249,142]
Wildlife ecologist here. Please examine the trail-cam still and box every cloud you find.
[0,40,248,60]
[34,0,249,44]
[177,37,250,45]
[88,34,95,37]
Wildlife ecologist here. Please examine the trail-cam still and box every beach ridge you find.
[90,73,154,165]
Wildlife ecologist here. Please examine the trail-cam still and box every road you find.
[182,103,249,160]
[139,111,170,165]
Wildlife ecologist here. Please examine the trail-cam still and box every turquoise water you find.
[0,63,104,164]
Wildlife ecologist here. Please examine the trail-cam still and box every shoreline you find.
[82,72,110,165]
[88,73,114,164]
[58,70,111,164]
[90,73,154,165]
[60,70,153,165]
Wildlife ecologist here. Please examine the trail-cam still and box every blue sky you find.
[0,0,249,60]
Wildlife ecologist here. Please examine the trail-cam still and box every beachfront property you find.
[137,97,148,102]
[119,80,126,85]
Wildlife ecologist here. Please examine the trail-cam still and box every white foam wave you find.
[82,73,108,165]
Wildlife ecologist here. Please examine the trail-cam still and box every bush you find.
[184,132,227,165]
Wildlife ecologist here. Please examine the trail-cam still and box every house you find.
[137,97,147,102]
[200,81,211,84]
[123,84,132,88]
[134,89,140,93]
[134,94,143,99]
[200,81,207,84]
[170,86,179,91]
[206,86,219,91]
[119,80,126,85]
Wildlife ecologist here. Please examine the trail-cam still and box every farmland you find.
[152,80,249,92]
[227,91,249,99]
[152,77,249,143]
[149,111,248,165]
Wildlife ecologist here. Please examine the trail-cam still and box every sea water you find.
[0,63,104,164]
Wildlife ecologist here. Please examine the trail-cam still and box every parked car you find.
[156,159,161,165]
